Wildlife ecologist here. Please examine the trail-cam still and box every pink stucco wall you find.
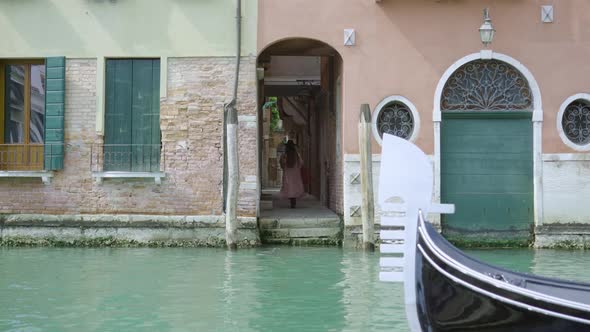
[258,0,590,154]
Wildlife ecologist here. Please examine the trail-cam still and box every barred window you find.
[376,101,414,140]
[561,99,590,146]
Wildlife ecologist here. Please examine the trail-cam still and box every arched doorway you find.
[256,38,343,245]
[438,58,538,245]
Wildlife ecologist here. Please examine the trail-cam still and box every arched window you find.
[441,60,533,112]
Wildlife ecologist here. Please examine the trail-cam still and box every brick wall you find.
[0,57,258,218]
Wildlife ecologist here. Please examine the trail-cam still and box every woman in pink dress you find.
[279,140,305,208]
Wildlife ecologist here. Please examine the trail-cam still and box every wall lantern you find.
[479,8,495,47]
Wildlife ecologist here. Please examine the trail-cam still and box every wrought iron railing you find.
[0,144,46,171]
[91,144,164,173]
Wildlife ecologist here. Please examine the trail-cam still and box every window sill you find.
[92,171,166,184]
[0,171,53,184]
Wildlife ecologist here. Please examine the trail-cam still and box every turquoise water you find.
[1,247,589,332]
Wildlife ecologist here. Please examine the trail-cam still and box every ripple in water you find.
[1,247,588,331]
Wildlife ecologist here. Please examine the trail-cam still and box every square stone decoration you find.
[344,29,355,46]
[542,5,553,23]
[350,205,361,217]
[350,172,360,184]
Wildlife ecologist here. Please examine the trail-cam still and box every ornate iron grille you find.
[562,99,590,145]
[441,60,533,112]
[377,102,414,140]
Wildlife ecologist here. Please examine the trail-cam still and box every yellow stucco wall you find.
[0,0,257,57]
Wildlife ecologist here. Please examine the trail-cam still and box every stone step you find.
[261,227,341,239]
[260,200,273,210]
[291,237,341,246]
[259,217,340,229]
[261,238,291,245]
[260,193,274,200]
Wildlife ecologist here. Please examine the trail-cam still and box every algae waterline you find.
[1,247,589,331]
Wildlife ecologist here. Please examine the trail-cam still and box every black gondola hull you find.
[415,225,590,332]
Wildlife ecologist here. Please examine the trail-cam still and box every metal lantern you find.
[479,8,495,46]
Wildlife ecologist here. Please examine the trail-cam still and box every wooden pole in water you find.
[226,106,239,250]
[359,104,375,251]
[225,0,242,250]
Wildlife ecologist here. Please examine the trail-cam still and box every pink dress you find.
[279,155,305,199]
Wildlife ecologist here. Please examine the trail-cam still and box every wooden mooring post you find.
[359,104,375,251]
[225,0,242,250]
[225,104,239,250]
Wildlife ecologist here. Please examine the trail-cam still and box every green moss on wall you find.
[446,236,532,249]
[0,236,259,248]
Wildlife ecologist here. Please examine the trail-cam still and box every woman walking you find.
[279,140,305,208]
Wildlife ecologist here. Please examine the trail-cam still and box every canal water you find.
[1,247,589,332]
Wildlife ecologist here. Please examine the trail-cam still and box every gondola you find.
[377,133,590,332]
[414,211,590,331]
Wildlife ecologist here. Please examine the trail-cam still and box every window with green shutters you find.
[0,57,64,172]
[104,59,161,172]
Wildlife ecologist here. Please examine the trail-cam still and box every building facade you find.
[258,0,590,247]
[2,0,590,248]
[0,0,259,246]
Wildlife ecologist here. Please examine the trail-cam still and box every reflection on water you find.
[465,249,590,283]
[0,247,588,331]
[0,247,407,332]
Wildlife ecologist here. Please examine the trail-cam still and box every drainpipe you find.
[224,0,242,250]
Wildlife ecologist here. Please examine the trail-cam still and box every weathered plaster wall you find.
[259,0,590,246]
[542,155,590,224]
[258,0,590,155]
[343,155,381,228]
[0,0,257,57]
[0,57,258,220]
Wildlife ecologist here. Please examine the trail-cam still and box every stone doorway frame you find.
[432,51,544,226]
[256,38,344,216]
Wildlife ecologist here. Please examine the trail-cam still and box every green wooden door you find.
[104,59,160,172]
[441,113,533,245]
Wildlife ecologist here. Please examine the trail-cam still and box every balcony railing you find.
[0,144,45,171]
[91,144,165,173]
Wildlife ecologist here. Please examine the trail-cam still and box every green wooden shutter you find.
[130,59,160,172]
[104,59,133,171]
[44,57,66,170]
[150,60,161,172]
[104,59,160,172]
